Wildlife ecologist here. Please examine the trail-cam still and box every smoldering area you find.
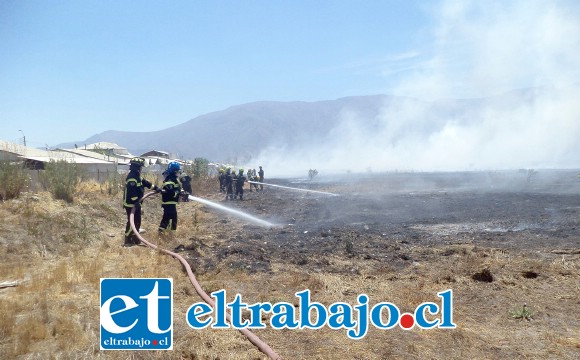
[187,169,580,274]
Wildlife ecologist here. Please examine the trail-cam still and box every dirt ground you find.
[1,169,579,359]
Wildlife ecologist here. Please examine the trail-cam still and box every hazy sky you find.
[1,0,579,150]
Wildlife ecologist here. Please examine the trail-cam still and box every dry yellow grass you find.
[0,182,578,359]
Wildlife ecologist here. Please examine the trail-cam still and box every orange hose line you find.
[129,191,282,360]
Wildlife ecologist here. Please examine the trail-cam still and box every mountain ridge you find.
[61,94,404,161]
[56,85,579,172]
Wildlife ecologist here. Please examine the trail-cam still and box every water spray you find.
[247,181,339,196]
[187,195,275,227]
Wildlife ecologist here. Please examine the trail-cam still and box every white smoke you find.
[253,0,580,178]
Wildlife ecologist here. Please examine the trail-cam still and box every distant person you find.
[123,157,160,247]
[247,169,256,192]
[258,166,264,191]
[251,169,260,191]
[235,169,247,200]
[180,173,192,202]
[231,170,238,198]
[218,168,226,193]
[224,167,234,200]
[159,162,182,232]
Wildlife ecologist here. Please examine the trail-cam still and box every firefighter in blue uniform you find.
[180,172,192,202]
[123,157,160,247]
[231,170,238,199]
[235,168,247,200]
[218,168,226,192]
[159,161,182,232]
[224,167,234,200]
[258,166,264,191]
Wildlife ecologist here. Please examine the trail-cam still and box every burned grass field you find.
[1,170,579,359]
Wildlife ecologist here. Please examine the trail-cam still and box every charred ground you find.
[184,170,580,275]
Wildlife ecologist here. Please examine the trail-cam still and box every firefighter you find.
[247,169,254,192]
[231,170,238,199]
[258,166,264,191]
[235,168,247,200]
[123,157,160,247]
[159,161,182,232]
[251,169,260,191]
[224,167,234,200]
[180,172,192,202]
[218,168,225,192]
[247,169,256,192]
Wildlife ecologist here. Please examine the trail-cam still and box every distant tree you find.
[308,169,318,180]
[192,157,210,179]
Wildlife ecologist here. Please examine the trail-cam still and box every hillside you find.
[72,95,397,162]
[59,84,580,175]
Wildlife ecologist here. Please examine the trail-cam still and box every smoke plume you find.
[252,0,580,178]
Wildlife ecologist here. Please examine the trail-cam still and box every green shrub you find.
[192,157,209,179]
[510,304,533,320]
[0,161,28,200]
[40,160,85,203]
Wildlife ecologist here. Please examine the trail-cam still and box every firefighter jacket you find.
[224,171,232,187]
[236,174,246,190]
[161,172,181,205]
[124,170,154,209]
[180,174,193,193]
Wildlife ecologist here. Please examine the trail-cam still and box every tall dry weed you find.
[39,159,85,203]
[0,160,29,200]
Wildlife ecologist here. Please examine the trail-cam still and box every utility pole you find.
[18,130,26,147]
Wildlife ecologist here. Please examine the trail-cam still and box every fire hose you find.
[129,191,282,360]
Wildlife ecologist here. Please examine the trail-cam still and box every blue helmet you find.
[167,161,181,173]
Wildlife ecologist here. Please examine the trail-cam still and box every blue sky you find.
[1,0,579,148]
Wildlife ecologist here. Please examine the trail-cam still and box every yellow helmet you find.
[129,157,146,167]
